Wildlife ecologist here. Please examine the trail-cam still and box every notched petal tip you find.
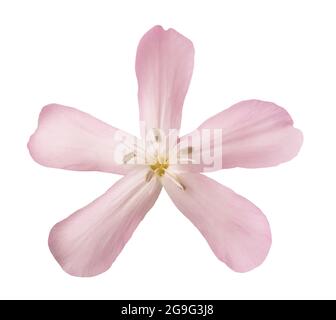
[136,25,194,133]
[27,103,136,174]
[27,127,45,166]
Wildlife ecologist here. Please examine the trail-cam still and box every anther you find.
[123,152,136,164]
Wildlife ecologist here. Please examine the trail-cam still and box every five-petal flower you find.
[28,26,303,277]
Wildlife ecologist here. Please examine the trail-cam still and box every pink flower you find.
[28,26,303,277]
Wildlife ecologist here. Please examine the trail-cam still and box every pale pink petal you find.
[163,172,271,272]
[136,25,194,134]
[178,100,303,172]
[28,104,140,175]
[49,169,161,277]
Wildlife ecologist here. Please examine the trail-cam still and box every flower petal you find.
[163,172,271,272]
[48,169,161,277]
[28,104,139,174]
[136,25,194,134]
[179,100,303,171]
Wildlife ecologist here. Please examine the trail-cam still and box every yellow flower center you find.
[150,160,169,176]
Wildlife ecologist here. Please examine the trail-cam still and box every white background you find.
[0,0,335,299]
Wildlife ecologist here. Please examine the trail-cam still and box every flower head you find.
[28,26,303,277]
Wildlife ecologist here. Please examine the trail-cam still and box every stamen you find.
[149,160,168,177]
[121,140,146,154]
[156,168,165,176]
[165,170,186,191]
[145,170,154,182]
[123,152,136,164]
[120,140,148,164]
[144,132,185,189]
[152,128,162,143]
